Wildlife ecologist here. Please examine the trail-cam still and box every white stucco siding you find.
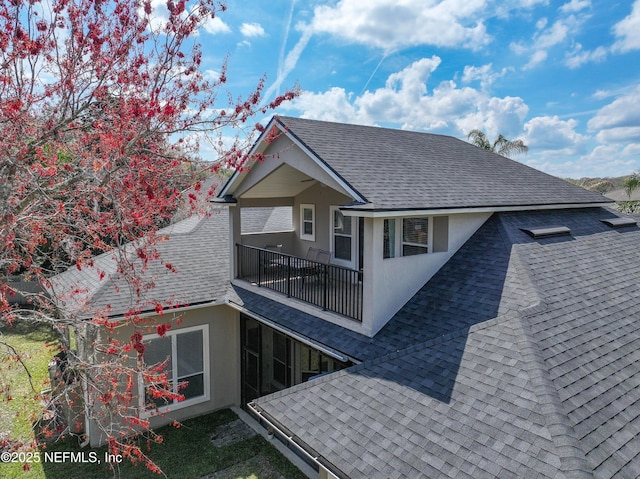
[365,212,492,335]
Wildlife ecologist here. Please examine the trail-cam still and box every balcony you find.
[236,244,363,322]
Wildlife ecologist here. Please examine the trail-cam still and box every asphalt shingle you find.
[274,116,610,211]
[253,207,640,479]
[51,208,231,319]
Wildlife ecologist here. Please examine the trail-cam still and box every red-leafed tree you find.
[0,0,296,473]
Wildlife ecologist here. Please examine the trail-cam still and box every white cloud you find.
[559,0,590,14]
[565,44,607,69]
[524,49,548,69]
[203,16,231,35]
[203,69,221,81]
[495,0,549,18]
[612,0,640,53]
[286,57,529,138]
[535,19,570,49]
[520,0,549,7]
[594,127,640,144]
[523,115,588,151]
[240,22,266,38]
[290,88,366,125]
[462,64,512,90]
[592,90,611,100]
[535,17,548,29]
[520,17,571,69]
[588,86,640,143]
[525,144,638,178]
[515,10,593,69]
[309,0,491,52]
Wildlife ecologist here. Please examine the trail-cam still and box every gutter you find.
[89,299,222,329]
[248,402,349,479]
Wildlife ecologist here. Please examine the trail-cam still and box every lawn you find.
[0,322,307,479]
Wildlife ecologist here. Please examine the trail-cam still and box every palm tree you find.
[623,172,640,197]
[467,129,529,158]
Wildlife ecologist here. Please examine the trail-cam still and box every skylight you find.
[601,217,637,228]
[520,226,571,239]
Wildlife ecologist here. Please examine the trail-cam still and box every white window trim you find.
[330,206,357,268]
[139,324,210,418]
[300,204,315,241]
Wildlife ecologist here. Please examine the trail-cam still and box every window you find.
[300,204,315,241]
[333,208,352,262]
[272,331,292,388]
[383,216,448,258]
[402,217,429,256]
[140,325,209,416]
[299,344,349,382]
[383,219,396,259]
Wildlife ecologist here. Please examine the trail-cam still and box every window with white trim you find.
[300,204,315,241]
[383,216,448,258]
[332,207,354,265]
[139,325,209,416]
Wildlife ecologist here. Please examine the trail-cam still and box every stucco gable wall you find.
[233,134,355,201]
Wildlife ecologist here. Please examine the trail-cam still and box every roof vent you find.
[601,217,637,228]
[520,226,571,239]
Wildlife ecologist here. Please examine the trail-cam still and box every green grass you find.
[0,322,307,479]
[37,410,307,479]
[0,321,60,460]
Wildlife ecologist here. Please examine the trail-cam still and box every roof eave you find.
[339,201,615,217]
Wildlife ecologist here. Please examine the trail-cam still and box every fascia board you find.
[216,117,280,199]
[338,201,615,218]
[275,118,367,204]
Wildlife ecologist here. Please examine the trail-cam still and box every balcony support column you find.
[229,205,242,280]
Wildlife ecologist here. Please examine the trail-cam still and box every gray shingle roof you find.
[275,116,610,211]
[251,207,640,479]
[50,208,231,319]
[241,206,293,234]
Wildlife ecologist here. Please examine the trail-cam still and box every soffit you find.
[238,163,317,199]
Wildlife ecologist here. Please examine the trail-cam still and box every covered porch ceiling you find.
[238,163,319,199]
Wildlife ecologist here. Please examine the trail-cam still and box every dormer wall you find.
[362,212,491,335]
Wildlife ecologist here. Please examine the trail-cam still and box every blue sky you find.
[192,0,640,178]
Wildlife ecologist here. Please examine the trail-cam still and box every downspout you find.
[80,376,90,448]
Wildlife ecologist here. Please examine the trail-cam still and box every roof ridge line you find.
[497,213,593,479]
[494,212,547,315]
[496,213,594,478]
[513,310,595,478]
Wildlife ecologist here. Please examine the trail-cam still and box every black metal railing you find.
[236,244,363,322]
